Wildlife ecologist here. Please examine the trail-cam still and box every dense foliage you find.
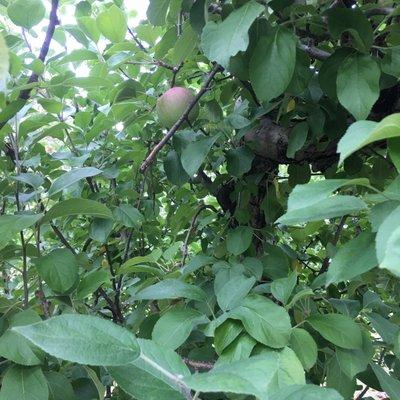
[0,0,400,399]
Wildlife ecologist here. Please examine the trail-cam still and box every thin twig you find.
[140,64,221,173]
[355,386,369,400]
[50,223,76,254]
[97,288,122,323]
[181,205,217,266]
[128,28,148,53]
[20,231,29,308]
[122,174,147,263]
[21,29,33,53]
[319,215,347,274]
[35,225,50,318]
[171,62,183,88]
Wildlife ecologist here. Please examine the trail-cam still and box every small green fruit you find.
[156,86,199,128]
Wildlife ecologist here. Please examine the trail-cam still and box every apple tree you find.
[0,0,399,399]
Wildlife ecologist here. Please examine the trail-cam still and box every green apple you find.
[156,86,199,128]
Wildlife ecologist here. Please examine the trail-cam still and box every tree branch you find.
[20,0,59,99]
[182,357,215,371]
[140,64,221,173]
[299,43,330,60]
[365,7,394,17]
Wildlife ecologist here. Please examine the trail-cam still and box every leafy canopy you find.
[0,0,400,399]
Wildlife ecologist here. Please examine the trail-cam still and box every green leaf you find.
[0,365,48,400]
[381,48,400,78]
[45,372,76,400]
[89,218,114,243]
[340,113,400,165]
[96,5,127,42]
[337,53,380,120]
[201,1,264,68]
[48,167,102,196]
[281,179,368,214]
[319,48,354,100]
[35,249,78,293]
[214,320,243,355]
[0,310,44,366]
[326,356,356,399]
[249,27,297,103]
[58,49,98,65]
[42,198,113,222]
[286,122,308,159]
[147,0,170,26]
[276,179,369,225]
[376,205,400,277]
[277,196,366,225]
[0,33,9,83]
[184,348,305,399]
[329,299,361,318]
[108,338,189,400]
[335,332,372,379]
[76,269,110,300]
[271,384,343,400]
[371,364,400,400]
[63,76,113,89]
[262,243,291,280]
[152,307,208,350]
[216,274,256,311]
[307,314,362,349]
[171,23,198,65]
[226,146,255,177]
[113,204,144,228]
[164,150,189,186]
[368,313,399,345]
[271,272,297,305]
[388,137,400,172]
[7,0,45,29]
[230,294,292,348]
[0,214,43,249]
[78,16,100,42]
[181,135,218,177]
[326,232,377,285]
[180,254,214,276]
[395,331,400,360]
[216,334,256,366]
[13,314,140,366]
[289,328,318,371]
[135,279,207,302]
[327,8,373,52]
[226,226,253,255]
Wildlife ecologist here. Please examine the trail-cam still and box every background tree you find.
[0,0,399,399]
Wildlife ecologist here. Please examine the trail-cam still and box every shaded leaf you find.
[230,294,292,348]
[135,279,207,302]
[184,348,304,399]
[307,314,362,349]
[42,199,113,222]
[201,1,264,68]
[250,27,297,103]
[0,365,48,400]
[152,308,208,350]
